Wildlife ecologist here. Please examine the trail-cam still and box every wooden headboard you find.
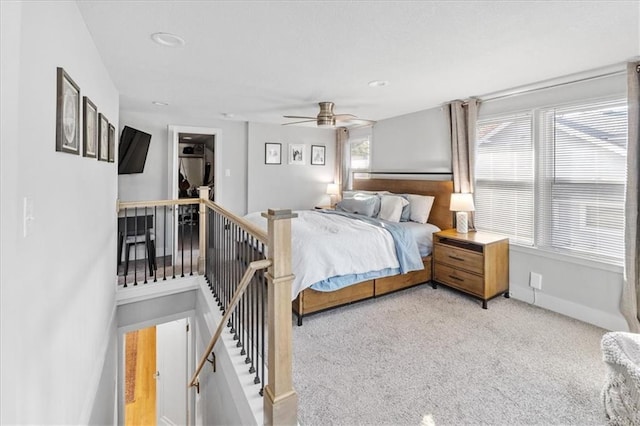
[352,178,454,231]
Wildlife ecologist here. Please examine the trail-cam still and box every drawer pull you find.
[448,275,464,282]
[448,255,465,262]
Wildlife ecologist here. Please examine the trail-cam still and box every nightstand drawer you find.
[434,263,484,296]
[434,244,483,274]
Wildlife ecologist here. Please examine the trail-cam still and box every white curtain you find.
[448,99,479,226]
[621,61,640,332]
[335,127,349,196]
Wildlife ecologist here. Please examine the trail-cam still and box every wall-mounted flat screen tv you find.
[118,125,151,174]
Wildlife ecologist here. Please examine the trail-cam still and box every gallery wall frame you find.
[82,96,97,158]
[265,142,281,165]
[108,124,115,163]
[56,67,81,155]
[311,145,326,165]
[288,143,305,165]
[98,113,109,162]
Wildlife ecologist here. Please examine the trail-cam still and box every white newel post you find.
[198,186,209,275]
[262,209,298,426]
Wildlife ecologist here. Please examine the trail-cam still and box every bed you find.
[244,178,453,325]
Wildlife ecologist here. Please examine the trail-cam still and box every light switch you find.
[23,197,34,237]
[225,169,231,177]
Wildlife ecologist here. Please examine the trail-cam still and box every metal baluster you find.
[153,206,158,283]
[180,205,185,278]
[134,207,138,286]
[172,206,176,279]
[246,232,253,368]
[163,206,167,281]
[257,255,264,392]
[190,204,194,276]
[123,208,128,288]
[143,207,148,284]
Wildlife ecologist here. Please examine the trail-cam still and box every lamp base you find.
[456,211,469,234]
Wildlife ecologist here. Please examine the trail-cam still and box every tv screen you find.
[118,125,151,174]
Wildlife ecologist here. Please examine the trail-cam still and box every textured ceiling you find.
[77,1,640,126]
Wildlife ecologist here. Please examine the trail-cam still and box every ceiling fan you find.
[283,102,376,128]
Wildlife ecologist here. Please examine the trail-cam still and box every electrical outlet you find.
[529,272,542,290]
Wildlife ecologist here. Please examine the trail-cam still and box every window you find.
[475,99,628,264]
[475,113,534,245]
[538,100,628,262]
[350,137,370,170]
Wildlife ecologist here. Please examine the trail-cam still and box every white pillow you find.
[407,194,435,224]
[378,195,409,222]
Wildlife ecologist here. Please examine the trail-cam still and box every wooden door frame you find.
[167,125,220,255]
[117,312,195,426]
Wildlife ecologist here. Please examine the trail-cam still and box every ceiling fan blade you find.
[334,114,358,120]
[282,119,317,126]
[283,115,316,120]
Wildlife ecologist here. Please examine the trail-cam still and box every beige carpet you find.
[292,284,608,425]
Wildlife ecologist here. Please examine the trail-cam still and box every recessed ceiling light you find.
[183,136,192,140]
[151,32,185,47]
[368,80,389,87]
[222,113,235,119]
[152,101,169,106]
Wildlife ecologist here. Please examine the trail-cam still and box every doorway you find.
[123,318,191,426]
[168,126,219,261]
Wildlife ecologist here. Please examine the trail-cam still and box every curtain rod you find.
[476,67,626,104]
[363,171,453,175]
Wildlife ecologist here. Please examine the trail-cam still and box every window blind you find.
[538,100,627,262]
[475,113,534,245]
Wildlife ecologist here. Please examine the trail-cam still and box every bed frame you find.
[292,177,454,325]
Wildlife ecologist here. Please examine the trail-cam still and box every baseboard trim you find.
[509,286,629,331]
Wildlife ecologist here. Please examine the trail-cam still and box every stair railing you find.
[197,189,299,425]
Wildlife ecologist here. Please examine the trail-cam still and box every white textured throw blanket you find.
[601,331,640,425]
[243,210,399,299]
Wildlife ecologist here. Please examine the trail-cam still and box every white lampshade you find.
[449,193,475,212]
[326,183,340,195]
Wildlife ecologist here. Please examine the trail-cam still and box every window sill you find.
[509,243,624,274]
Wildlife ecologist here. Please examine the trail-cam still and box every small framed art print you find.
[56,67,81,155]
[265,142,281,165]
[98,113,109,162]
[311,145,326,165]
[288,144,305,165]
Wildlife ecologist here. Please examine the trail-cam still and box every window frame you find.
[474,97,628,266]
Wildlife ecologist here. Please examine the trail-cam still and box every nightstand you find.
[432,229,509,309]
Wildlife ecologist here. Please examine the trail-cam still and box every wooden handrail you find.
[202,199,268,244]
[117,198,199,210]
[116,197,268,244]
[188,258,272,389]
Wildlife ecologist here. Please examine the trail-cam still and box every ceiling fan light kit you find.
[283,101,375,128]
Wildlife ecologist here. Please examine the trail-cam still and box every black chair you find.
[118,215,157,276]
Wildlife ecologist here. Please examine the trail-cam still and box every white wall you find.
[478,71,628,331]
[247,123,336,213]
[370,72,628,331]
[371,107,451,173]
[118,111,248,215]
[0,1,119,424]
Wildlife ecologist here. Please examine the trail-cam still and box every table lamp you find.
[326,183,340,207]
[450,193,475,233]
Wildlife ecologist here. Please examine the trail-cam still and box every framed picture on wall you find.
[55,67,81,155]
[288,144,305,165]
[97,113,109,162]
[265,142,281,165]
[311,145,325,165]
[82,96,97,158]
[108,123,115,163]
